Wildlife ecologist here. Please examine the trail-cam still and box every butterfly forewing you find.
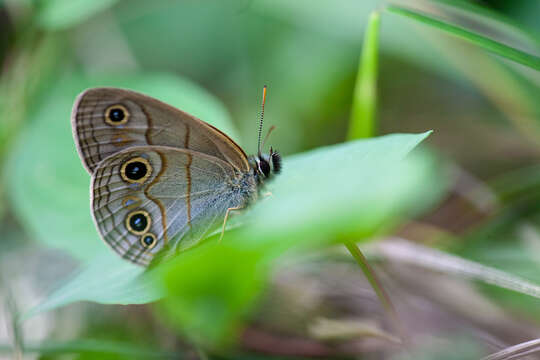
[91,146,254,266]
[72,88,249,174]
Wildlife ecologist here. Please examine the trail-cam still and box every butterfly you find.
[71,86,280,266]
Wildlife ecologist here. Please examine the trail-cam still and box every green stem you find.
[343,240,407,343]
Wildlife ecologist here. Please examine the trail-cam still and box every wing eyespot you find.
[125,210,152,235]
[120,157,152,184]
[140,233,157,249]
[104,104,130,126]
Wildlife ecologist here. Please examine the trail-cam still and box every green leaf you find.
[348,10,380,140]
[6,72,236,261]
[23,251,162,319]
[24,132,440,322]
[386,5,540,70]
[158,132,445,347]
[238,132,440,253]
[37,0,119,30]
[156,243,267,348]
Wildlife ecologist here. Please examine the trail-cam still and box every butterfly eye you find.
[105,104,130,125]
[140,233,157,249]
[259,158,271,177]
[120,157,152,184]
[126,210,152,235]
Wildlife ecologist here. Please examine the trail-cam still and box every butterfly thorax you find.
[226,169,258,205]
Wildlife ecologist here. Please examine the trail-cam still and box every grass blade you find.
[386,5,540,70]
[347,10,380,140]
[483,338,540,360]
[376,239,540,299]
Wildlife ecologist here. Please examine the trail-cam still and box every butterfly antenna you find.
[257,85,267,156]
[261,125,276,150]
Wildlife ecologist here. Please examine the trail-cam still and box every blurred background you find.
[1,0,540,359]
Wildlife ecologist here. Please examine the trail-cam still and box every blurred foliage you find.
[348,11,380,140]
[1,338,178,359]
[36,0,120,30]
[387,4,540,70]
[0,0,540,359]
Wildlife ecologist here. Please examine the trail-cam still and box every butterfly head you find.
[253,85,281,181]
[255,147,281,179]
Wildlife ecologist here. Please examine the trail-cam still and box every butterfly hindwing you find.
[91,146,254,266]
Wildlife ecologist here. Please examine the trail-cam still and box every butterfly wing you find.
[91,146,255,266]
[72,87,250,174]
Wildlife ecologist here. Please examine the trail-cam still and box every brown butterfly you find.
[72,86,280,266]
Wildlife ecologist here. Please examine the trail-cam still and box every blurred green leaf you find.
[348,10,379,140]
[6,72,236,261]
[238,132,440,252]
[386,5,540,70]
[157,132,442,348]
[25,132,440,322]
[23,251,162,319]
[37,0,119,30]
[157,243,267,348]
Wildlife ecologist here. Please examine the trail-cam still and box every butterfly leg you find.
[219,206,244,243]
